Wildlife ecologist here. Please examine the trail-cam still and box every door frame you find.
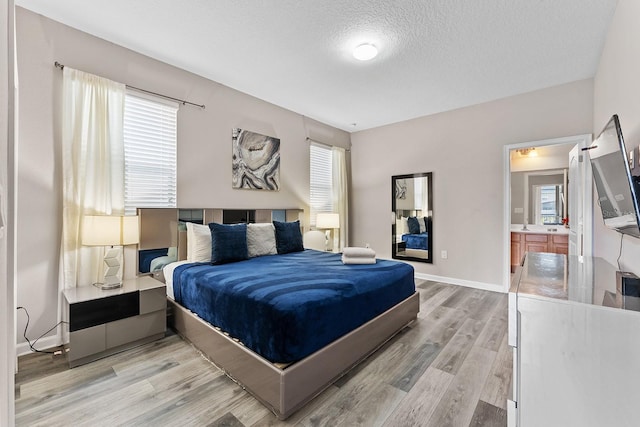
[503,134,592,292]
[2,1,17,425]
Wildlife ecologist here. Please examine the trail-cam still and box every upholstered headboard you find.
[137,208,303,274]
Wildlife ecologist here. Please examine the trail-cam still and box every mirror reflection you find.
[137,208,293,275]
[510,169,568,227]
[392,172,433,263]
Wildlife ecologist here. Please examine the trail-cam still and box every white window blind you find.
[310,144,333,226]
[123,92,178,215]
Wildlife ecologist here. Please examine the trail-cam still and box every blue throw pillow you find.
[273,220,304,254]
[407,216,421,234]
[208,223,249,264]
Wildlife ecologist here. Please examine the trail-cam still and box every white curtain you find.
[331,146,348,251]
[61,68,125,290]
[421,177,429,214]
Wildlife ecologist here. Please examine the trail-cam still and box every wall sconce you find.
[82,215,140,289]
[516,147,537,157]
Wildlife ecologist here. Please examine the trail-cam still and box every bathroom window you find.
[534,185,563,225]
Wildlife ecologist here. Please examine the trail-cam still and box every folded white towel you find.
[342,255,376,265]
[342,247,376,258]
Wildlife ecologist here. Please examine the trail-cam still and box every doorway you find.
[503,134,592,291]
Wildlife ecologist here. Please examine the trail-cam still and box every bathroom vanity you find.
[510,225,568,272]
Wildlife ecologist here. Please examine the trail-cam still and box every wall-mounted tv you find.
[589,115,640,238]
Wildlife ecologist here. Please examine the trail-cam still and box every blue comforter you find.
[139,248,168,273]
[402,232,428,250]
[173,250,415,363]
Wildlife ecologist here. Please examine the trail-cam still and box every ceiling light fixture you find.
[516,147,537,157]
[353,43,378,61]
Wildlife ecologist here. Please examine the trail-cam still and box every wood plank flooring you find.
[15,280,511,426]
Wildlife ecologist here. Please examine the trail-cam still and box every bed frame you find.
[141,207,420,417]
[167,291,420,419]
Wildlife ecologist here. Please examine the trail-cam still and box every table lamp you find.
[316,213,340,252]
[82,215,140,289]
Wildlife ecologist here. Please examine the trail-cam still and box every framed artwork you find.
[395,179,407,199]
[232,128,280,190]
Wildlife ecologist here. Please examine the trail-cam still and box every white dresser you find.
[508,252,640,427]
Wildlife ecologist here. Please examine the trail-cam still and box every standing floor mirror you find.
[392,172,433,263]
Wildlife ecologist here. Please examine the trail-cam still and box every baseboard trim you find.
[414,272,505,293]
[16,335,62,357]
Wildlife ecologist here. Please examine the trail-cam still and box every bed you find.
[397,215,431,250]
[138,247,178,273]
[162,222,419,419]
[401,232,429,250]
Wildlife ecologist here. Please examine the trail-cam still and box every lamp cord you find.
[16,306,67,354]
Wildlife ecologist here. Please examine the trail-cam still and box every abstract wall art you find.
[232,128,280,190]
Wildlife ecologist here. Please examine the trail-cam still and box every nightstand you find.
[63,275,166,367]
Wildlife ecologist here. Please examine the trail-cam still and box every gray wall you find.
[15,8,350,347]
[593,0,640,276]
[15,0,640,347]
[351,79,593,289]
[511,172,525,225]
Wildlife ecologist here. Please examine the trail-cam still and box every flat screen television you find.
[588,114,640,238]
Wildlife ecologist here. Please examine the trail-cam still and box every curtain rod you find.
[306,137,351,152]
[306,137,330,146]
[54,61,205,109]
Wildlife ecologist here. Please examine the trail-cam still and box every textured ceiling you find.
[16,0,617,132]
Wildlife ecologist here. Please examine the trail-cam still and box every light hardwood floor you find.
[15,280,511,426]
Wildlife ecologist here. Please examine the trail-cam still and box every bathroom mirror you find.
[392,172,433,263]
[511,169,567,226]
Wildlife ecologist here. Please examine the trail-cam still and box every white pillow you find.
[186,222,212,262]
[398,217,409,235]
[167,246,178,258]
[419,217,426,233]
[247,223,277,258]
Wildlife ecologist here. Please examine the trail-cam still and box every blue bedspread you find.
[173,250,415,363]
[139,248,168,273]
[402,233,428,250]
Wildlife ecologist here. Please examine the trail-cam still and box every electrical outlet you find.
[441,250,448,259]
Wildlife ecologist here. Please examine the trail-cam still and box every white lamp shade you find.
[316,213,340,229]
[82,215,140,246]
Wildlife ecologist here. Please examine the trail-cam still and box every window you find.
[123,92,178,215]
[534,184,563,225]
[310,144,333,226]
